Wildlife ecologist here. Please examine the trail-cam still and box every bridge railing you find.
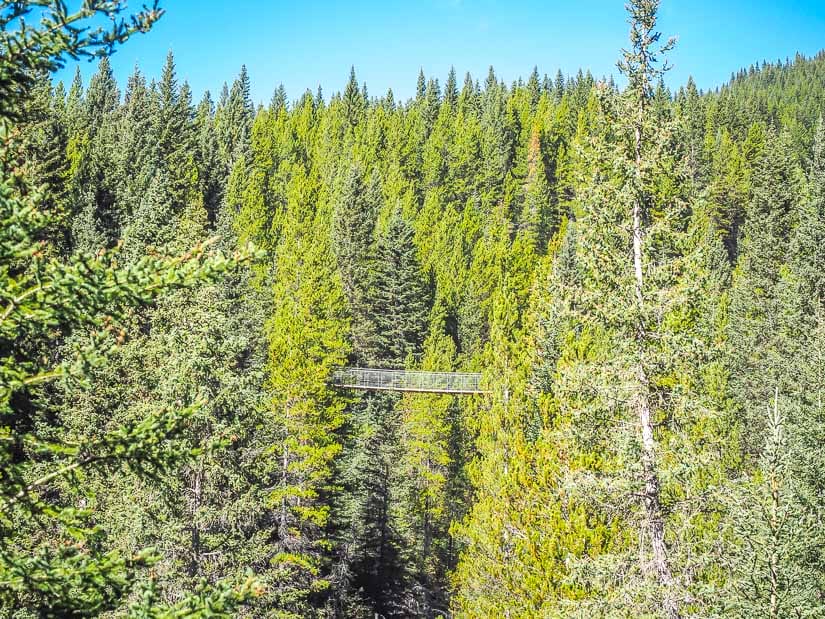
[330,367,488,394]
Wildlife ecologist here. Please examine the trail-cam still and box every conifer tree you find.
[195,91,224,224]
[117,66,157,226]
[217,65,254,173]
[333,207,431,616]
[616,3,680,611]
[727,129,800,452]
[70,57,122,251]
[423,78,441,136]
[792,116,825,309]
[444,67,458,107]
[262,169,350,615]
[416,69,427,103]
[20,76,71,253]
[468,3,719,616]
[363,208,430,367]
[396,319,460,617]
[721,392,821,618]
[343,66,365,129]
[332,166,382,362]
[0,2,260,614]
[527,65,541,107]
[271,83,288,113]
[4,4,824,616]
[65,67,86,136]
[334,389,407,618]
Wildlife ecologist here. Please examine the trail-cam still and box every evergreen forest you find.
[2,1,825,617]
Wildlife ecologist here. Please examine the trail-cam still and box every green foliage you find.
[5,1,825,616]
[363,208,430,367]
[0,120,259,616]
[264,168,350,616]
[0,3,261,616]
[0,1,163,122]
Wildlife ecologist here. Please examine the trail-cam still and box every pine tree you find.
[271,83,288,113]
[423,77,441,135]
[117,65,157,227]
[194,91,224,224]
[396,319,459,617]
[792,116,825,308]
[444,67,458,107]
[727,129,800,453]
[554,68,565,101]
[616,4,680,612]
[3,4,823,615]
[20,75,71,253]
[85,57,119,136]
[217,65,254,173]
[65,66,86,136]
[331,166,382,362]
[70,57,123,251]
[363,208,430,367]
[517,123,554,251]
[527,65,541,108]
[343,66,364,129]
[721,392,820,617]
[258,169,350,615]
[416,68,427,103]
[0,3,259,614]
[334,390,407,618]
[463,3,721,615]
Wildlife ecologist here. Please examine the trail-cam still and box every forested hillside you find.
[2,1,824,617]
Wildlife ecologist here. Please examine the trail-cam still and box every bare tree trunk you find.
[422,459,432,618]
[189,462,204,577]
[280,442,289,538]
[768,388,781,619]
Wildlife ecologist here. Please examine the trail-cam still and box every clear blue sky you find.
[57,0,825,105]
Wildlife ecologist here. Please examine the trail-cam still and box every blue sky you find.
[57,0,825,105]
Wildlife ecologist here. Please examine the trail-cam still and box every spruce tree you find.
[727,129,800,453]
[20,75,71,253]
[0,2,260,614]
[363,208,430,367]
[70,57,122,251]
[343,66,364,129]
[331,166,382,363]
[616,4,680,611]
[396,319,460,617]
[194,91,224,224]
[416,68,427,103]
[247,168,349,615]
[217,65,254,174]
[444,67,458,108]
[117,65,157,227]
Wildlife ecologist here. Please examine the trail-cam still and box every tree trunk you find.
[189,463,203,577]
[633,96,678,619]
[768,388,781,619]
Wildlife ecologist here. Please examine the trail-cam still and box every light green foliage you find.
[5,0,825,615]
[331,165,381,362]
[728,129,803,451]
[719,392,823,618]
[264,167,350,616]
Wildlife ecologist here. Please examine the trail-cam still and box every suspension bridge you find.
[330,367,489,395]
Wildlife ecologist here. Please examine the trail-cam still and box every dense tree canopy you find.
[2,0,825,617]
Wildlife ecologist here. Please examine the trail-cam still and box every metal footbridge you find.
[331,367,488,395]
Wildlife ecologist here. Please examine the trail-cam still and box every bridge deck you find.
[331,367,488,395]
